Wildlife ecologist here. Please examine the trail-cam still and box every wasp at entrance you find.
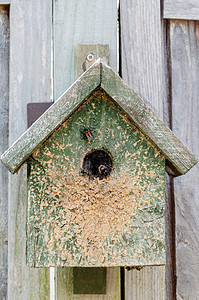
[81,149,112,180]
[83,128,93,141]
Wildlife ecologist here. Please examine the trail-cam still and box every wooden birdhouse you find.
[1,59,197,268]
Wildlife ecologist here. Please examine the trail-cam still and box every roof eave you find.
[100,61,198,176]
[1,59,198,176]
[1,60,101,174]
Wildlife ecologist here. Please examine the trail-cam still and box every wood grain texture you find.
[8,1,52,299]
[169,20,199,300]
[53,0,117,100]
[0,5,9,299]
[120,0,166,119]
[120,0,167,298]
[164,0,199,20]
[125,266,165,300]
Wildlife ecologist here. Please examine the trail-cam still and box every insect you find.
[80,168,88,176]
[126,266,143,271]
[98,164,110,178]
[81,150,112,180]
[83,128,93,141]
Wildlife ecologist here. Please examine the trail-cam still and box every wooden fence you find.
[0,0,198,299]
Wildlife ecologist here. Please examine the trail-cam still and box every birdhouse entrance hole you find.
[81,149,112,179]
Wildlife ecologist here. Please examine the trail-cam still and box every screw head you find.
[86,53,95,62]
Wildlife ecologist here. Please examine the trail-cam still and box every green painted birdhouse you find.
[1,59,197,268]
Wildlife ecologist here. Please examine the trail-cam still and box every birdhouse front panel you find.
[27,88,165,267]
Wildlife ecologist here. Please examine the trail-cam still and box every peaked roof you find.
[1,59,198,176]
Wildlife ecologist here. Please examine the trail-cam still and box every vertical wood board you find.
[120,0,167,298]
[8,1,52,299]
[53,0,118,100]
[53,0,119,298]
[125,266,165,300]
[0,5,9,299]
[170,20,199,300]
[120,0,166,119]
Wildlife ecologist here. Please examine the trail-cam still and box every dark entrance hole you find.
[81,149,112,179]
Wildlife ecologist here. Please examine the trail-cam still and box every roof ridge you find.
[1,60,198,175]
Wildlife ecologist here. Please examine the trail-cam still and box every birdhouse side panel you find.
[27,89,165,267]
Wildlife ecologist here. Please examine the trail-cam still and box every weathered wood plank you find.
[169,20,199,300]
[120,0,167,298]
[164,0,199,20]
[0,5,9,299]
[8,1,52,298]
[125,266,165,300]
[120,0,166,119]
[53,0,117,100]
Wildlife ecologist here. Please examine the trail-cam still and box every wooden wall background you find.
[0,0,198,299]
[0,5,9,300]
